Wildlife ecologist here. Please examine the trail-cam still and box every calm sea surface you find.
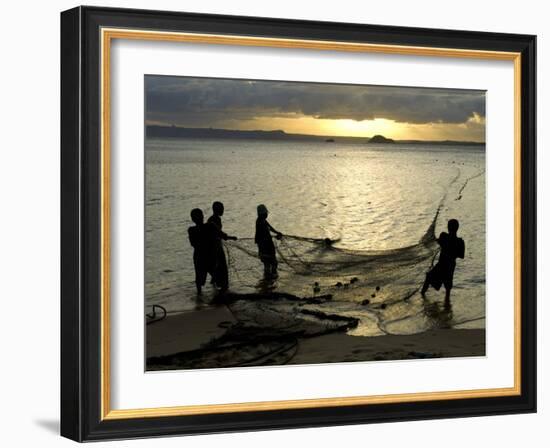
[145,138,486,335]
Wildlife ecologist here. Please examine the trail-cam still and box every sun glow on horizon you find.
[320,118,401,138]
[228,116,405,139]
[216,114,485,142]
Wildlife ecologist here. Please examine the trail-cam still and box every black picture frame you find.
[61,6,536,442]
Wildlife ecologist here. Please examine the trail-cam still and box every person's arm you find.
[218,218,238,240]
[217,227,236,241]
[457,239,465,259]
[254,220,260,245]
[208,217,233,240]
[267,221,283,238]
[188,228,197,248]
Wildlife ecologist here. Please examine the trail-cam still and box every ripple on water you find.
[145,139,486,333]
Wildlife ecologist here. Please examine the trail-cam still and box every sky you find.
[145,76,486,142]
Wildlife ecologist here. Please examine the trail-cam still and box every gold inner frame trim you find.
[100,27,522,421]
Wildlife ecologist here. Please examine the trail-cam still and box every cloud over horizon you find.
[145,76,485,139]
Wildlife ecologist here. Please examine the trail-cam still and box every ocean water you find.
[145,138,486,336]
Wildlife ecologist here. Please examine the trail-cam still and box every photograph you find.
[144,75,487,371]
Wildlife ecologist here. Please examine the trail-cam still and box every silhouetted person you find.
[421,219,465,301]
[188,208,216,295]
[255,204,283,279]
[207,201,237,291]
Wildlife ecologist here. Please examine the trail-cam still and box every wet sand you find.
[146,305,485,371]
[289,328,485,365]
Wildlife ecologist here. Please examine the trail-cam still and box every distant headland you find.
[146,125,485,146]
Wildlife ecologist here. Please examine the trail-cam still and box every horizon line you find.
[145,123,486,144]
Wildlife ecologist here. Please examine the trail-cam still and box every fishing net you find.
[220,168,487,336]
[223,168,487,307]
[147,168,486,370]
[224,179,447,304]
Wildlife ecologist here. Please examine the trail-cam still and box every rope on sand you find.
[146,304,167,325]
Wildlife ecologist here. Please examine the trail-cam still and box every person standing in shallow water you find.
[207,201,237,292]
[187,208,216,295]
[421,218,465,301]
[255,204,283,279]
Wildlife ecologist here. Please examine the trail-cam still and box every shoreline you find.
[146,305,485,371]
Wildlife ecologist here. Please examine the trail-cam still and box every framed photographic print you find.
[60,6,536,441]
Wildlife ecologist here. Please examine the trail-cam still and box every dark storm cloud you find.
[145,76,485,126]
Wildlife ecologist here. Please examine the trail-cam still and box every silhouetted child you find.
[188,208,216,295]
[421,218,465,301]
[207,201,237,291]
[255,204,283,279]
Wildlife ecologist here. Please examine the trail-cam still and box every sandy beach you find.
[146,303,485,371]
[289,328,485,365]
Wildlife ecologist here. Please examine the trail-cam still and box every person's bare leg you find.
[271,259,279,279]
[263,262,270,278]
[421,275,429,297]
[445,288,451,302]
[444,294,451,312]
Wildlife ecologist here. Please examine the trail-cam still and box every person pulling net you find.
[225,200,443,305]
[255,204,283,279]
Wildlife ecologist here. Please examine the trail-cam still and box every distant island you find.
[146,125,485,146]
[368,135,395,144]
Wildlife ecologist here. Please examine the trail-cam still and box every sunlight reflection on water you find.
[145,138,485,333]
